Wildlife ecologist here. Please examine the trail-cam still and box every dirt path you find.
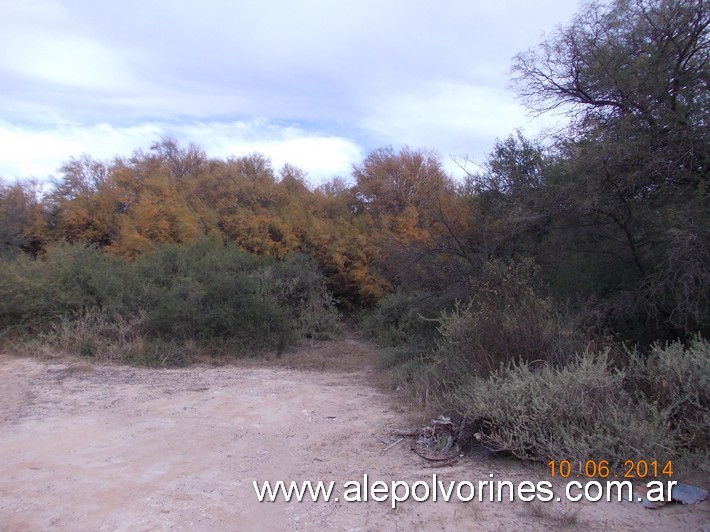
[0,339,708,531]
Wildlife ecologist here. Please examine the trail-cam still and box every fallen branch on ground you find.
[382,438,404,453]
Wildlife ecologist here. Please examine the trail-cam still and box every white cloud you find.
[0,0,142,92]
[215,137,361,183]
[0,0,582,185]
[0,120,362,185]
[177,121,363,183]
[2,36,137,92]
[362,81,564,178]
[0,121,162,179]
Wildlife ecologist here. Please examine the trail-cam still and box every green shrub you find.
[0,243,128,330]
[129,241,331,349]
[360,290,442,347]
[259,254,340,340]
[0,239,340,356]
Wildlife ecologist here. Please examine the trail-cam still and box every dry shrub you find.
[446,350,673,467]
[43,309,150,363]
[436,259,586,377]
[367,259,710,471]
[627,337,710,451]
[36,309,209,367]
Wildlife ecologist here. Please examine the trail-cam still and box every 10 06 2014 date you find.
[548,459,673,479]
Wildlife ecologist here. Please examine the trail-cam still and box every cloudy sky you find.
[0,0,581,185]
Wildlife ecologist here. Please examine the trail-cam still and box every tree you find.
[351,147,448,286]
[511,0,710,341]
[464,132,552,260]
[353,146,448,220]
[513,0,708,188]
[48,155,119,246]
[514,0,708,126]
[150,137,207,180]
[0,178,46,256]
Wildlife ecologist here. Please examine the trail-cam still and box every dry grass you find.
[6,320,382,374]
[231,324,382,374]
[63,358,96,375]
[277,338,379,373]
[522,501,581,529]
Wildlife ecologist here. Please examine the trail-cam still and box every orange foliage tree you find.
[352,146,476,291]
[20,139,483,307]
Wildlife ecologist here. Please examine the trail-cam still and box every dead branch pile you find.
[393,416,461,465]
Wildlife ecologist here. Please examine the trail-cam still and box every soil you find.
[1,335,708,531]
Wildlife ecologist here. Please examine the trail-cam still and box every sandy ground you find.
[1,337,709,532]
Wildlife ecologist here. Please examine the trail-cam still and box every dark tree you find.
[510,0,709,341]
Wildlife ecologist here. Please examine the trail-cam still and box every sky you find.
[0,0,581,186]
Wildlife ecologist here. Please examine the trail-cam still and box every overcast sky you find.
[0,0,581,185]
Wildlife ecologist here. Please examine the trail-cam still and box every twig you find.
[651,442,678,455]
[382,438,404,453]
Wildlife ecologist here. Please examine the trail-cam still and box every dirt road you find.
[1,339,708,531]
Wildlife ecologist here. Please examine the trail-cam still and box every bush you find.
[427,338,710,470]
[259,254,340,340]
[0,243,128,331]
[436,259,587,377]
[0,239,340,357]
[362,259,596,407]
[127,241,338,348]
[132,243,289,348]
[627,338,710,451]
[41,309,150,362]
[445,350,673,467]
[363,258,708,470]
[361,290,443,346]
